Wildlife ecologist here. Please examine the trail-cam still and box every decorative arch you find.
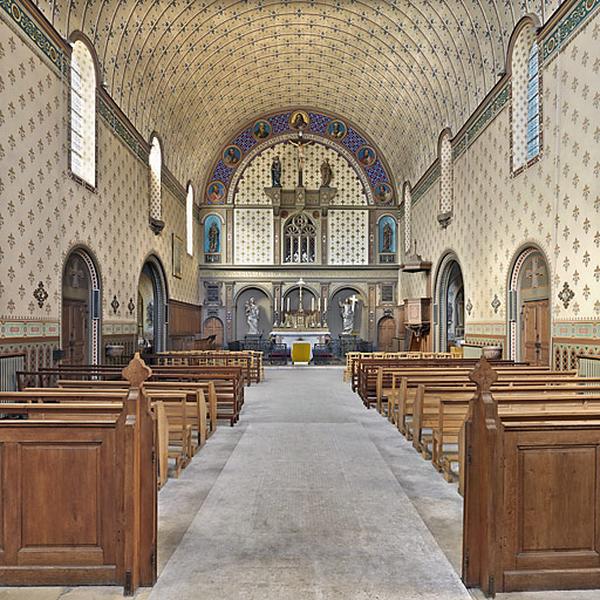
[138,254,169,352]
[433,251,465,351]
[203,109,396,206]
[507,243,551,364]
[68,32,97,188]
[61,245,101,364]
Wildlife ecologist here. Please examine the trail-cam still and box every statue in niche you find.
[339,295,358,335]
[382,222,393,252]
[271,156,282,187]
[320,159,333,187]
[245,297,260,335]
[208,221,220,253]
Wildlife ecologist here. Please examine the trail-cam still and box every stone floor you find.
[1,366,598,599]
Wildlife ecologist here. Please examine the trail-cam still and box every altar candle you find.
[318,297,321,312]
[324,297,328,312]
[287,297,290,312]
[311,297,315,312]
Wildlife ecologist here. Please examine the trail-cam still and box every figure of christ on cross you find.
[288,132,314,187]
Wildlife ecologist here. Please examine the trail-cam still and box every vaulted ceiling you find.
[35,0,562,191]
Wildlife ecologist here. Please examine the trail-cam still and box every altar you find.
[270,329,330,363]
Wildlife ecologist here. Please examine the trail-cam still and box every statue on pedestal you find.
[339,295,358,334]
[271,156,282,187]
[382,222,393,252]
[245,297,260,335]
[208,221,220,253]
[320,159,333,187]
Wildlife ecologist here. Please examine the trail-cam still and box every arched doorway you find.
[203,317,224,348]
[435,253,465,352]
[137,256,168,353]
[377,316,397,351]
[61,248,101,365]
[508,247,550,365]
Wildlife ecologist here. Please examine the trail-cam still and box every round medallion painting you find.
[357,145,376,167]
[206,181,226,203]
[289,110,310,130]
[252,120,272,140]
[223,145,242,166]
[374,182,393,204]
[326,120,347,140]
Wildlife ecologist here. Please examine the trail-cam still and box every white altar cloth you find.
[270,330,330,360]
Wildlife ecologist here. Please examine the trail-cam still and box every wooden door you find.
[203,317,224,349]
[62,300,88,365]
[377,317,396,352]
[521,299,550,366]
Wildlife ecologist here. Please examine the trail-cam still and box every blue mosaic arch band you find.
[204,109,396,206]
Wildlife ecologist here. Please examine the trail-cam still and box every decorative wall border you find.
[0,0,67,74]
[541,0,600,63]
[0,319,59,339]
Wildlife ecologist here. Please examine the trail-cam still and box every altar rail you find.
[579,355,600,378]
[0,353,25,392]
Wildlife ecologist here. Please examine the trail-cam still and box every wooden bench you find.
[463,358,600,595]
[0,354,157,595]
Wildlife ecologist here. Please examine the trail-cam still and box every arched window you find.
[70,40,96,187]
[438,130,453,228]
[283,213,316,264]
[403,182,412,255]
[511,20,540,172]
[149,136,164,234]
[186,183,194,256]
[526,43,540,161]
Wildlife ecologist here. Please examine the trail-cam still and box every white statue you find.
[339,295,358,334]
[245,297,260,335]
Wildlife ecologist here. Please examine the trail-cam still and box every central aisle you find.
[150,367,470,600]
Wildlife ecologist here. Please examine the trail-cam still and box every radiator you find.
[0,353,25,392]
[579,355,600,378]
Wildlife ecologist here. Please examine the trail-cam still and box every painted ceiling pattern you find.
[33,0,565,188]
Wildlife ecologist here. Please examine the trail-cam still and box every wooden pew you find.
[390,370,577,437]
[463,358,600,595]
[0,354,157,595]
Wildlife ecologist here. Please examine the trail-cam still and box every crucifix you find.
[288,132,314,187]
[349,294,359,311]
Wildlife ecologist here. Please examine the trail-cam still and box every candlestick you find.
[324,297,328,312]
[311,297,315,312]
[318,297,321,312]
[287,297,290,312]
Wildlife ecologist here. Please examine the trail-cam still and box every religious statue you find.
[208,222,220,253]
[245,297,260,335]
[289,134,314,187]
[320,159,333,187]
[339,295,357,335]
[382,222,393,252]
[271,156,282,187]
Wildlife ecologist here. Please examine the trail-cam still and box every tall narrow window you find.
[186,183,194,256]
[70,40,96,187]
[511,20,540,172]
[149,136,164,234]
[526,43,540,161]
[438,130,453,228]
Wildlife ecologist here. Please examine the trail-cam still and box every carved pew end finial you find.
[468,356,498,392]
[122,352,153,387]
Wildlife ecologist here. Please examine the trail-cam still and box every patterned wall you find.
[0,17,199,355]
[400,10,600,362]
[235,141,367,206]
[233,209,274,265]
[328,210,369,265]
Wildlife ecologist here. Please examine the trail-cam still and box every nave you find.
[3,367,599,600]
